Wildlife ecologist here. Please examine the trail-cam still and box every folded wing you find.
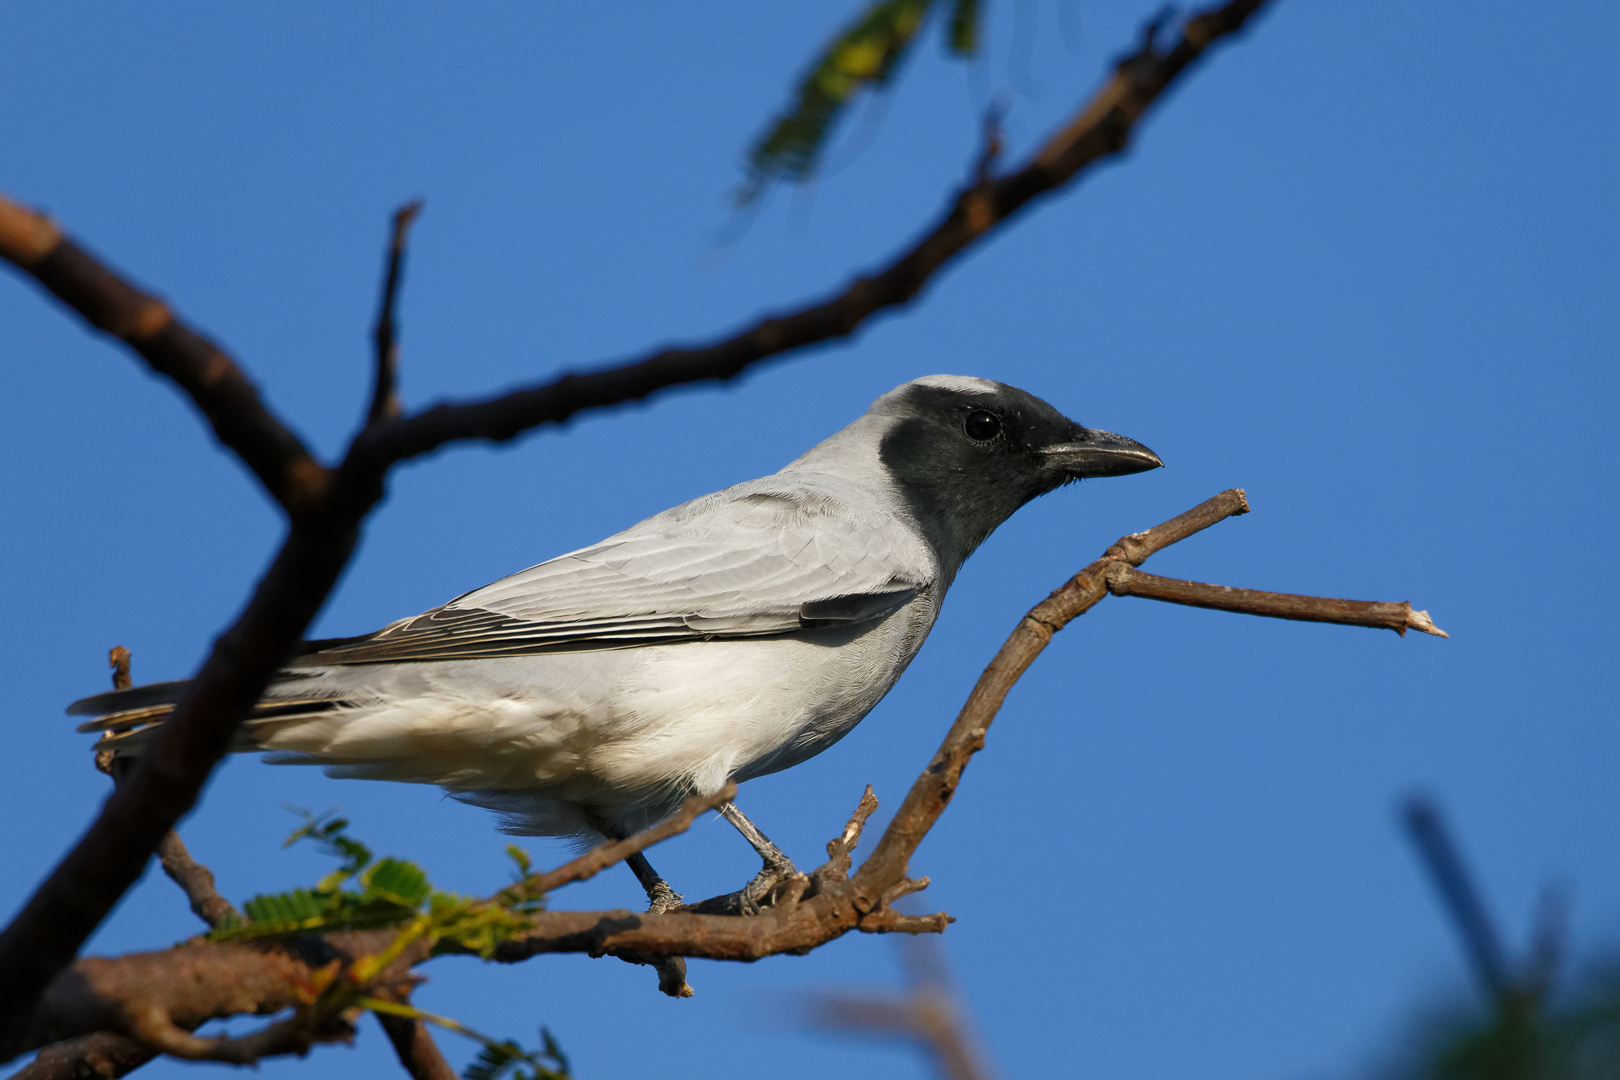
[293,480,933,666]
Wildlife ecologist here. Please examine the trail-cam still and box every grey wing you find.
[296,482,933,666]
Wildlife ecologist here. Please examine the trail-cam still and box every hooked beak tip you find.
[1039,430,1163,479]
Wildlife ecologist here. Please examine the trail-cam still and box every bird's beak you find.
[1038,429,1164,478]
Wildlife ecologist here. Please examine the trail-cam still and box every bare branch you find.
[855,489,1251,891]
[368,201,424,428]
[0,0,1276,1028]
[1105,564,1450,637]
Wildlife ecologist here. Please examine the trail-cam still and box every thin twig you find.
[854,489,1252,891]
[95,650,240,931]
[368,201,423,428]
[1106,565,1449,636]
[0,0,1276,1027]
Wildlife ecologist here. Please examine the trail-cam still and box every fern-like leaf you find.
[363,857,432,909]
[463,1040,527,1080]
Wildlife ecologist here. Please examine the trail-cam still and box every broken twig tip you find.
[1406,608,1449,639]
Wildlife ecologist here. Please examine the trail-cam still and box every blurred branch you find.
[808,936,996,1080]
[9,1033,154,1080]
[373,993,459,1080]
[1402,796,1515,1002]
[0,0,1278,1028]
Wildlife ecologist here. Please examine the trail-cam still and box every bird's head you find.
[864,374,1162,569]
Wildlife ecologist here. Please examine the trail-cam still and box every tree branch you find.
[368,201,423,429]
[9,1033,154,1080]
[1105,565,1449,636]
[98,649,240,932]
[807,937,996,1080]
[0,0,1276,1030]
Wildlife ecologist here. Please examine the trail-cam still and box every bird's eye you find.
[964,410,1001,441]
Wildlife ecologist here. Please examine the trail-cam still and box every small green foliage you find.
[208,810,542,956]
[1378,966,1620,1080]
[947,0,979,54]
[739,0,984,202]
[463,1027,572,1080]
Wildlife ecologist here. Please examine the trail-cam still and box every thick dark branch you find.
[0,508,366,1033]
[0,196,329,513]
[368,201,423,428]
[0,0,1275,1031]
[1105,565,1449,636]
[345,0,1275,471]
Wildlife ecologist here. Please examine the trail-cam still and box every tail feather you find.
[66,679,192,717]
[69,681,352,756]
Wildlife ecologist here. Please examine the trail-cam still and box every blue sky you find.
[1,2,1616,1078]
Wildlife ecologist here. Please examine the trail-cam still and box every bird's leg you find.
[719,801,798,909]
[624,849,684,915]
[589,813,684,914]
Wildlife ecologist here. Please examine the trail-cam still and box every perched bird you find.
[72,375,1161,910]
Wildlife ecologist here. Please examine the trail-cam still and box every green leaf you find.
[463,1040,527,1080]
[740,0,938,202]
[283,806,373,875]
[505,844,533,881]
[539,1027,570,1076]
[363,857,432,909]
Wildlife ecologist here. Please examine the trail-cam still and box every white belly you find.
[256,593,939,834]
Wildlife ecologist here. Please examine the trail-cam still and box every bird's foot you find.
[644,877,685,915]
[739,849,800,914]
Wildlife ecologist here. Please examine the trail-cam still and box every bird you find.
[70,375,1161,911]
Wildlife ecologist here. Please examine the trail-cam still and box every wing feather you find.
[295,478,932,666]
